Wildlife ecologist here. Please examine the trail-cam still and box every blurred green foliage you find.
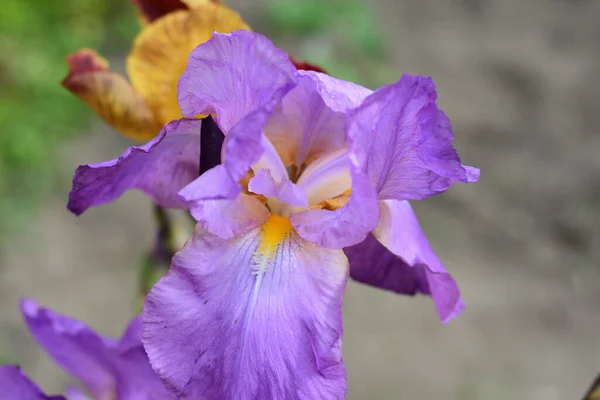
[265,0,396,88]
[0,0,137,241]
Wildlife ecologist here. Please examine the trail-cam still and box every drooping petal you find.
[348,74,478,201]
[345,200,464,323]
[178,30,297,133]
[62,49,161,141]
[0,366,65,400]
[68,119,201,215]
[21,300,174,400]
[264,71,371,167]
[128,4,249,126]
[20,299,115,399]
[143,218,348,399]
[248,169,308,208]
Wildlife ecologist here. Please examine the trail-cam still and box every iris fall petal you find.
[143,219,348,399]
[0,366,65,400]
[21,299,174,400]
[68,119,201,215]
[345,200,465,323]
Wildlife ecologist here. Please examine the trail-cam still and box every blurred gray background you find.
[1,0,599,399]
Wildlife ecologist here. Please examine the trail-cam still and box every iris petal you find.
[68,119,201,215]
[143,221,348,399]
[348,74,479,201]
[345,200,465,323]
[0,366,65,400]
[128,4,249,126]
[21,299,174,399]
[263,72,370,168]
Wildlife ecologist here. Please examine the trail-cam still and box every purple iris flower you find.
[67,30,478,398]
[0,365,65,400]
[14,299,175,400]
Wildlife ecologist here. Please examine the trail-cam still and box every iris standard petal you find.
[143,217,348,399]
[20,299,115,399]
[263,71,371,168]
[345,200,464,323]
[68,119,201,215]
[178,30,297,133]
[128,4,248,126]
[0,366,65,400]
[62,49,162,141]
[348,74,478,201]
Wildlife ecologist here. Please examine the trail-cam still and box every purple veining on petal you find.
[347,74,478,202]
[178,30,298,134]
[177,31,298,207]
[143,225,348,399]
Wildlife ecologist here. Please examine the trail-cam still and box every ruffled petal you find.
[248,169,308,208]
[178,31,298,224]
[143,218,348,399]
[264,71,371,167]
[345,200,464,323]
[0,366,65,400]
[68,119,201,215]
[20,299,115,399]
[348,74,478,201]
[62,49,161,141]
[178,30,297,133]
[21,300,173,400]
[128,5,249,126]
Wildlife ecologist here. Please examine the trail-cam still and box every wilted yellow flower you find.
[62,0,248,140]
